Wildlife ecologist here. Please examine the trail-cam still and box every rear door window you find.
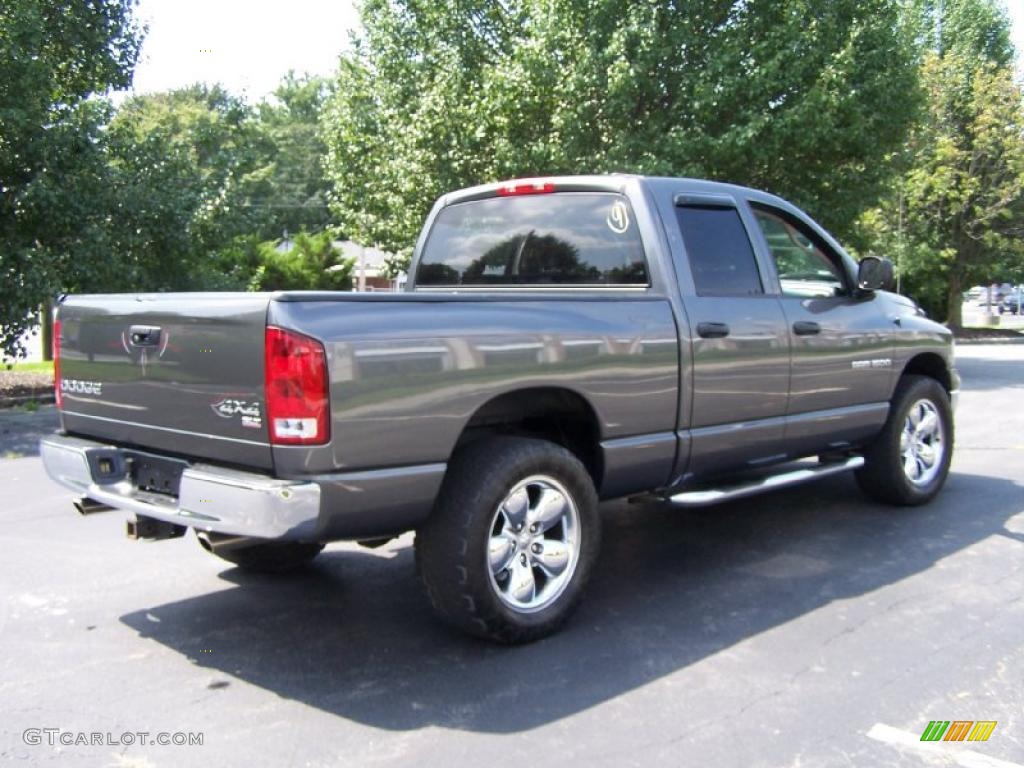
[416,193,649,286]
[675,206,764,296]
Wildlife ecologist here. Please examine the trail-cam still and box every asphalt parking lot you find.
[1,345,1021,767]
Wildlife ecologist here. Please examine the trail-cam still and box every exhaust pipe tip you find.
[195,530,259,554]
[74,497,114,516]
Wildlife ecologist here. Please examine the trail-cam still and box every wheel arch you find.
[451,386,604,488]
[898,352,954,394]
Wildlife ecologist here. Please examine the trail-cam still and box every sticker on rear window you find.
[607,200,630,234]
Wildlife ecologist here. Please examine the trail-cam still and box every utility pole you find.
[896,193,904,295]
[358,244,366,292]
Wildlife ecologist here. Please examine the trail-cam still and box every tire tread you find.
[416,437,599,643]
[856,374,953,506]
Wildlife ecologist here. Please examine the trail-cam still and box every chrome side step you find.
[667,456,865,507]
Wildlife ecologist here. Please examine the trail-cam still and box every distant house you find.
[275,238,406,292]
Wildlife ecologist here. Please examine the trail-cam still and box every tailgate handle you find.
[128,325,163,347]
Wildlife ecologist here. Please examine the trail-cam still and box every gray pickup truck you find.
[41,175,958,643]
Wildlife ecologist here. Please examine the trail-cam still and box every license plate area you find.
[126,451,187,497]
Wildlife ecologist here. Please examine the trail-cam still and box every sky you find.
[1010,0,1024,63]
[129,0,359,99]
[128,1,1024,100]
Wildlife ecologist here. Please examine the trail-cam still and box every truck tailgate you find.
[57,293,273,470]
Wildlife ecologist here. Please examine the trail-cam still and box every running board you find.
[667,456,865,507]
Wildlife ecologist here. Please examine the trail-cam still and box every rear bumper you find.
[39,433,445,541]
[41,434,320,540]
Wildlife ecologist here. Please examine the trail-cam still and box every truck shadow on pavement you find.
[120,470,1023,733]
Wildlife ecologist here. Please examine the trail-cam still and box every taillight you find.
[264,326,330,445]
[53,318,62,409]
[496,181,555,196]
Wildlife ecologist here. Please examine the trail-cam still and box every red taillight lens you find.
[53,318,62,409]
[264,326,330,445]
[496,181,555,196]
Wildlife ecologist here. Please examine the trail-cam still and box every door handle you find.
[128,325,163,347]
[792,321,821,336]
[697,322,730,339]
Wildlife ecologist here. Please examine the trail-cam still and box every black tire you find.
[198,533,324,574]
[856,375,954,506]
[416,437,601,644]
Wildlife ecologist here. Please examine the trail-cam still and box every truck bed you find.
[57,291,681,496]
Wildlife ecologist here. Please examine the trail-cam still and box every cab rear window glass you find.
[416,193,649,286]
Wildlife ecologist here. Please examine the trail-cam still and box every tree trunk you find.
[40,299,54,362]
[946,271,963,330]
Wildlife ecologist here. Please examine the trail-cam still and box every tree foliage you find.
[906,0,1014,65]
[858,0,1022,325]
[0,0,142,357]
[104,79,338,291]
[1,56,340,358]
[247,231,354,291]
[323,0,920,263]
[256,73,334,236]
[103,84,274,290]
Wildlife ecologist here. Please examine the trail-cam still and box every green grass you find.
[2,361,54,374]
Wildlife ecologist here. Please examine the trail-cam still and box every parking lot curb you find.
[954,337,1024,345]
[0,392,56,409]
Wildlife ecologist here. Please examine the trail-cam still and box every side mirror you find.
[857,256,894,292]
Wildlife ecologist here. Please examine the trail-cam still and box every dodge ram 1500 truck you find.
[41,175,958,643]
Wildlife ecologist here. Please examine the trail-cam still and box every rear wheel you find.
[197,532,324,573]
[416,437,601,643]
[856,375,953,505]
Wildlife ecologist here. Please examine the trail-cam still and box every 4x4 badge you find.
[210,398,262,429]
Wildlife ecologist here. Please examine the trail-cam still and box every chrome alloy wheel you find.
[900,398,946,487]
[486,475,581,614]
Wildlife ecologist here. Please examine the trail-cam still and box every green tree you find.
[323,0,920,266]
[103,84,275,290]
[254,73,334,237]
[858,0,1022,325]
[102,77,338,293]
[0,0,142,357]
[248,231,354,291]
[906,0,1013,65]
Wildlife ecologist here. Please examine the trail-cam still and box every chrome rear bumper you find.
[40,434,320,540]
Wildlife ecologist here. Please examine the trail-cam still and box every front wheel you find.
[856,375,954,505]
[416,437,601,643]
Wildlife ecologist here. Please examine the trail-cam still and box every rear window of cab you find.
[415,193,649,287]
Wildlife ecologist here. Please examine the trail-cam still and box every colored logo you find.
[920,721,997,742]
